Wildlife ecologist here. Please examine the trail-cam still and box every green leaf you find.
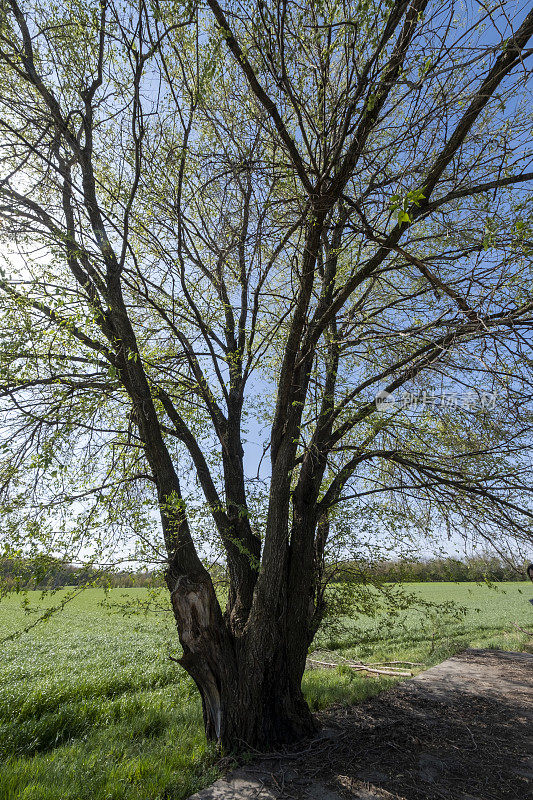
[397,210,411,224]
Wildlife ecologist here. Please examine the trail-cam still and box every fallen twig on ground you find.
[306,657,413,677]
[363,660,425,667]
[512,622,533,636]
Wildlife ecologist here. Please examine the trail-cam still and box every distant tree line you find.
[1,553,527,591]
[333,554,529,584]
[0,556,164,591]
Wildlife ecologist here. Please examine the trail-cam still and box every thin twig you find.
[512,622,533,636]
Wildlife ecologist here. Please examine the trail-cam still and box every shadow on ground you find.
[189,649,533,800]
[320,650,532,800]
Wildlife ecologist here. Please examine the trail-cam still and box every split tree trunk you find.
[166,569,317,751]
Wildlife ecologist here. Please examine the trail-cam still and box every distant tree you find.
[1,0,533,749]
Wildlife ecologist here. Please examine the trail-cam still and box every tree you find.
[1,0,533,750]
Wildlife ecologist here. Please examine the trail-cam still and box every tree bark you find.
[166,568,317,750]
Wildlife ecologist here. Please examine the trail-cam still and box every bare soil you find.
[310,649,533,800]
[190,649,533,800]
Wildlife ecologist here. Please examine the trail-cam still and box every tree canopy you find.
[1,0,532,748]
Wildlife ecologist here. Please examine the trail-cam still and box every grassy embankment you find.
[0,582,531,800]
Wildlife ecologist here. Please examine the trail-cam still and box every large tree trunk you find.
[210,647,317,751]
[166,569,317,751]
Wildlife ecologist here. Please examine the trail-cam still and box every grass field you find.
[0,582,531,800]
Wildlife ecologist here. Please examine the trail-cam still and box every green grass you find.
[313,580,533,665]
[0,591,217,800]
[0,582,531,800]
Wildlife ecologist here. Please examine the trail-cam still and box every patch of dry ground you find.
[188,649,533,800]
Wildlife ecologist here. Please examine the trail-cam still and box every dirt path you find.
[188,649,533,800]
